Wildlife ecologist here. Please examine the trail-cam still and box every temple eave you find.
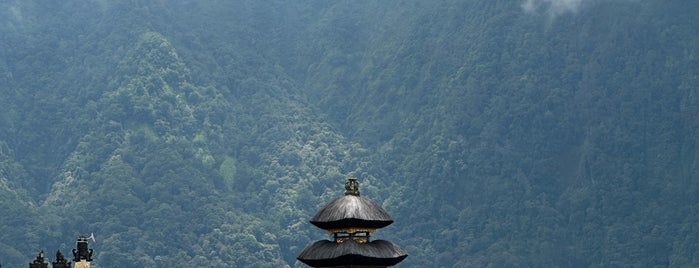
[298,239,408,267]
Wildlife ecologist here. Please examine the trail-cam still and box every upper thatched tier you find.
[310,194,394,230]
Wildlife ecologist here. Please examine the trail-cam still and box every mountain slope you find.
[0,1,697,267]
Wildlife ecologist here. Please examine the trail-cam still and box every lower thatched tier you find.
[297,239,408,267]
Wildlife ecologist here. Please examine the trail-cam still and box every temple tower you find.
[52,250,71,268]
[298,175,408,267]
[72,235,94,268]
[28,250,48,268]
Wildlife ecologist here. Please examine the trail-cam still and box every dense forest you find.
[1,0,698,267]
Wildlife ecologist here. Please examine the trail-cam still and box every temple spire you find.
[344,175,360,196]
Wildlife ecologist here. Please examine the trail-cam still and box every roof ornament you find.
[344,175,360,196]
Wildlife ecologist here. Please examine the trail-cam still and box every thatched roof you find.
[297,239,408,267]
[310,195,394,229]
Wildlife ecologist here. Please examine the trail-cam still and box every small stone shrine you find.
[28,250,48,268]
[72,235,94,268]
[52,250,71,268]
[297,175,408,267]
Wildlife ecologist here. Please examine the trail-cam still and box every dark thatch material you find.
[297,239,408,267]
[310,195,394,229]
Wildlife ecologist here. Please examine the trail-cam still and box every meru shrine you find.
[297,176,408,267]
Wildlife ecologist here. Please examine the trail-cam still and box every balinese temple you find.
[28,250,48,268]
[298,175,408,267]
[52,250,71,268]
[72,235,94,268]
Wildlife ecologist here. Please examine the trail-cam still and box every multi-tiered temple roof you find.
[298,176,407,267]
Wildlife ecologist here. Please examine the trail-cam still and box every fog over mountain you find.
[522,0,586,16]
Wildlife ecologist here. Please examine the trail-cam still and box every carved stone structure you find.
[298,176,407,267]
[52,250,71,268]
[29,250,48,268]
[344,175,360,196]
[72,235,94,268]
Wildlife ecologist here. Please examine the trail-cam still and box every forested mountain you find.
[1,1,697,267]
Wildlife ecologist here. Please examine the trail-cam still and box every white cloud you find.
[521,0,586,17]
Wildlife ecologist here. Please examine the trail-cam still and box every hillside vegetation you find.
[0,1,697,267]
